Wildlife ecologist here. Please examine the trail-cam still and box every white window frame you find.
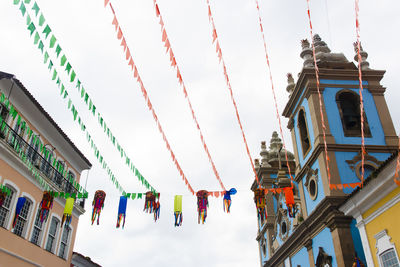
[375,229,400,267]
[29,202,49,247]
[57,224,73,260]
[1,179,20,230]
[13,192,35,239]
[44,214,61,254]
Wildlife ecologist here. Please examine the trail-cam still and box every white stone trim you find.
[57,223,74,260]
[363,192,400,225]
[354,219,374,266]
[2,179,20,230]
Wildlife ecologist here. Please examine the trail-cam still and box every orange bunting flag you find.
[134,67,138,78]
[394,178,400,187]
[117,28,123,40]
[343,184,349,188]
[337,184,343,190]
[104,0,110,7]
[165,39,170,52]
[112,16,118,31]
[120,38,127,51]
[214,192,220,197]
[155,4,160,17]
[162,29,167,42]
[212,29,217,43]
[128,58,134,70]
[126,48,131,60]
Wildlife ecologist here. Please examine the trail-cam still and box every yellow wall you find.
[363,186,400,267]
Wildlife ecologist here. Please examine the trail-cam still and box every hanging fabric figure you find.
[12,197,26,228]
[62,197,75,227]
[144,191,160,222]
[39,191,54,223]
[196,190,209,224]
[284,187,297,218]
[91,190,106,225]
[223,188,237,213]
[254,189,267,221]
[116,196,127,228]
[174,195,183,227]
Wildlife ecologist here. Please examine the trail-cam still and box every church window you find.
[298,109,311,156]
[336,90,371,137]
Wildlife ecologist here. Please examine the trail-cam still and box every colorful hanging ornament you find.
[174,195,183,227]
[61,197,74,227]
[254,189,267,221]
[196,190,209,224]
[352,254,365,267]
[116,196,127,228]
[223,188,237,213]
[91,190,106,225]
[12,197,26,228]
[284,187,297,218]
[39,191,54,223]
[144,191,161,222]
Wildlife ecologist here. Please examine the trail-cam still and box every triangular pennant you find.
[60,55,67,66]
[120,37,127,51]
[39,14,45,26]
[42,25,51,39]
[27,22,36,36]
[19,2,26,16]
[104,0,110,7]
[117,27,123,40]
[112,15,118,31]
[32,2,40,16]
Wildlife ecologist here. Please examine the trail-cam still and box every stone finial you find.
[353,41,370,70]
[255,158,260,170]
[268,131,295,165]
[286,73,295,96]
[300,39,314,68]
[260,141,270,167]
[313,34,331,54]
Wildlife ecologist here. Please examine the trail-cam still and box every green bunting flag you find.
[19,2,26,16]
[42,25,51,38]
[31,2,39,16]
[38,14,45,26]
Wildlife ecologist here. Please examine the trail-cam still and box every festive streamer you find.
[305,0,332,189]
[283,187,297,218]
[0,191,6,208]
[0,92,87,195]
[144,191,160,222]
[196,190,209,224]
[12,197,26,228]
[116,196,127,229]
[354,0,366,187]
[223,188,237,213]
[91,190,106,225]
[104,2,195,195]
[151,0,226,192]
[174,195,183,227]
[17,0,155,193]
[254,189,266,221]
[61,197,74,227]
[39,191,53,223]
[204,0,259,185]
[254,0,294,187]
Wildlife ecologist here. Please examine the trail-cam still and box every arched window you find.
[298,109,311,156]
[336,91,371,137]
[13,197,32,237]
[30,204,47,246]
[46,216,60,253]
[0,185,16,228]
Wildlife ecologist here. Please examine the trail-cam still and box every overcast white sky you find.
[1,0,399,266]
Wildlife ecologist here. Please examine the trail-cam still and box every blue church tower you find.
[252,35,397,267]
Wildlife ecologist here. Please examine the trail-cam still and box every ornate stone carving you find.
[353,41,370,70]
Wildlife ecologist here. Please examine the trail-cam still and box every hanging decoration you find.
[196,190,209,224]
[144,191,160,222]
[204,0,259,185]
[13,0,150,195]
[174,195,183,227]
[254,189,267,221]
[12,197,26,228]
[223,188,237,213]
[39,191,53,223]
[116,196,127,229]
[61,197,74,227]
[151,0,226,192]
[103,1,195,195]
[91,190,106,225]
[284,187,297,218]
[352,254,365,267]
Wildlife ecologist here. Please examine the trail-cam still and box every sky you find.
[1,0,399,266]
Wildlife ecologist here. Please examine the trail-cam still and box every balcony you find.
[0,121,85,208]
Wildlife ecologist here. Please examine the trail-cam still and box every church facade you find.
[252,35,398,267]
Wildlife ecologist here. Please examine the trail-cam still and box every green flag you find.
[60,55,67,66]
[42,25,51,39]
[26,14,31,25]
[48,60,53,70]
[14,0,20,5]
[39,14,45,26]
[70,70,76,82]
[27,22,36,36]
[52,69,57,81]
[31,2,39,16]
[49,35,56,48]
[38,41,44,53]
[19,2,26,16]
[65,63,72,74]
[55,45,62,57]
[34,32,40,45]
[131,193,136,200]
[44,52,49,63]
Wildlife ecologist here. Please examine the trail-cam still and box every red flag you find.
[212,29,217,43]
[112,16,118,31]
[120,38,127,51]
[117,28,123,40]
[128,57,134,70]
[134,67,138,78]
[215,192,220,197]
[159,17,164,28]
[126,48,131,60]
[162,29,167,42]
[155,4,160,17]
[104,0,110,7]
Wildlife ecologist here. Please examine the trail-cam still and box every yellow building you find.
[0,71,92,266]
[340,153,400,267]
